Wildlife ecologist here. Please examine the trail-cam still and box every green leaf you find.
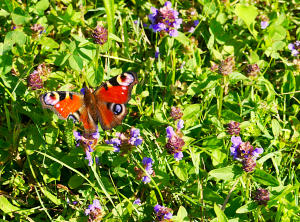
[174,31,190,46]
[235,4,258,38]
[173,163,188,181]
[39,37,59,50]
[271,119,281,138]
[0,195,21,214]
[281,71,295,94]
[174,206,189,222]
[108,33,123,42]
[35,0,49,15]
[183,104,201,119]
[68,174,84,189]
[268,25,286,41]
[3,31,26,52]
[0,9,10,17]
[11,7,30,25]
[236,201,257,213]
[228,72,249,84]
[41,188,62,205]
[69,54,83,71]
[253,169,279,186]
[209,165,243,181]
[214,203,228,222]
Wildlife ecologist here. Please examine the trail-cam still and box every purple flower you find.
[170,107,183,120]
[154,204,162,213]
[154,204,173,221]
[254,188,270,205]
[194,20,199,26]
[128,128,143,146]
[92,26,108,45]
[142,176,151,184]
[288,41,299,56]
[260,21,269,29]
[28,70,43,90]
[85,150,93,166]
[85,199,104,221]
[134,20,138,24]
[231,136,242,148]
[227,121,241,135]
[177,119,184,130]
[155,47,160,58]
[252,147,264,159]
[166,126,175,139]
[148,1,182,37]
[133,198,141,205]
[106,138,122,152]
[174,151,183,161]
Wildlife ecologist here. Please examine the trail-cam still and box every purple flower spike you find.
[164,212,173,220]
[260,21,269,29]
[177,119,184,130]
[253,147,264,158]
[142,157,153,166]
[133,198,141,205]
[142,176,151,184]
[85,150,93,166]
[154,204,162,213]
[231,136,242,148]
[155,47,160,58]
[174,151,183,161]
[288,43,295,50]
[148,1,182,37]
[166,126,175,139]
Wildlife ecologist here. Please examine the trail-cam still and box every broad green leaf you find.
[173,163,188,181]
[271,119,281,138]
[36,0,49,15]
[39,37,59,50]
[12,7,30,25]
[253,169,279,186]
[68,174,84,189]
[228,72,249,84]
[174,206,189,222]
[268,25,286,41]
[183,104,201,119]
[3,31,26,52]
[214,203,228,222]
[174,31,190,46]
[0,9,9,17]
[69,54,83,71]
[236,201,258,213]
[281,71,295,94]
[209,165,243,181]
[0,195,21,214]
[211,149,226,166]
[235,4,258,27]
[235,4,258,37]
[148,190,157,205]
[41,188,62,205]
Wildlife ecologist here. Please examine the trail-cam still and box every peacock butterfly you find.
[40,72,138,134]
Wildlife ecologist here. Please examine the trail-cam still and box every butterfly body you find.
[40,72,138,133]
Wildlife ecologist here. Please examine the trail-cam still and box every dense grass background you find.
[0,0,299,221]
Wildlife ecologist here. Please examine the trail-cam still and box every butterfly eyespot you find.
[112,104,123,115]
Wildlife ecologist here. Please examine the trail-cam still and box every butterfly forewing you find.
[94,72,138,130]
[40,91,84,121]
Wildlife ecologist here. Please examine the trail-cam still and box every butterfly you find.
[40,72,138,134]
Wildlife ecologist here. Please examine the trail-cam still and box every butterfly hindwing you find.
[94,72,138,130]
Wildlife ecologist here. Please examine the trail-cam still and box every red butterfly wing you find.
[40,91,83,120]
[94,72,138,130]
